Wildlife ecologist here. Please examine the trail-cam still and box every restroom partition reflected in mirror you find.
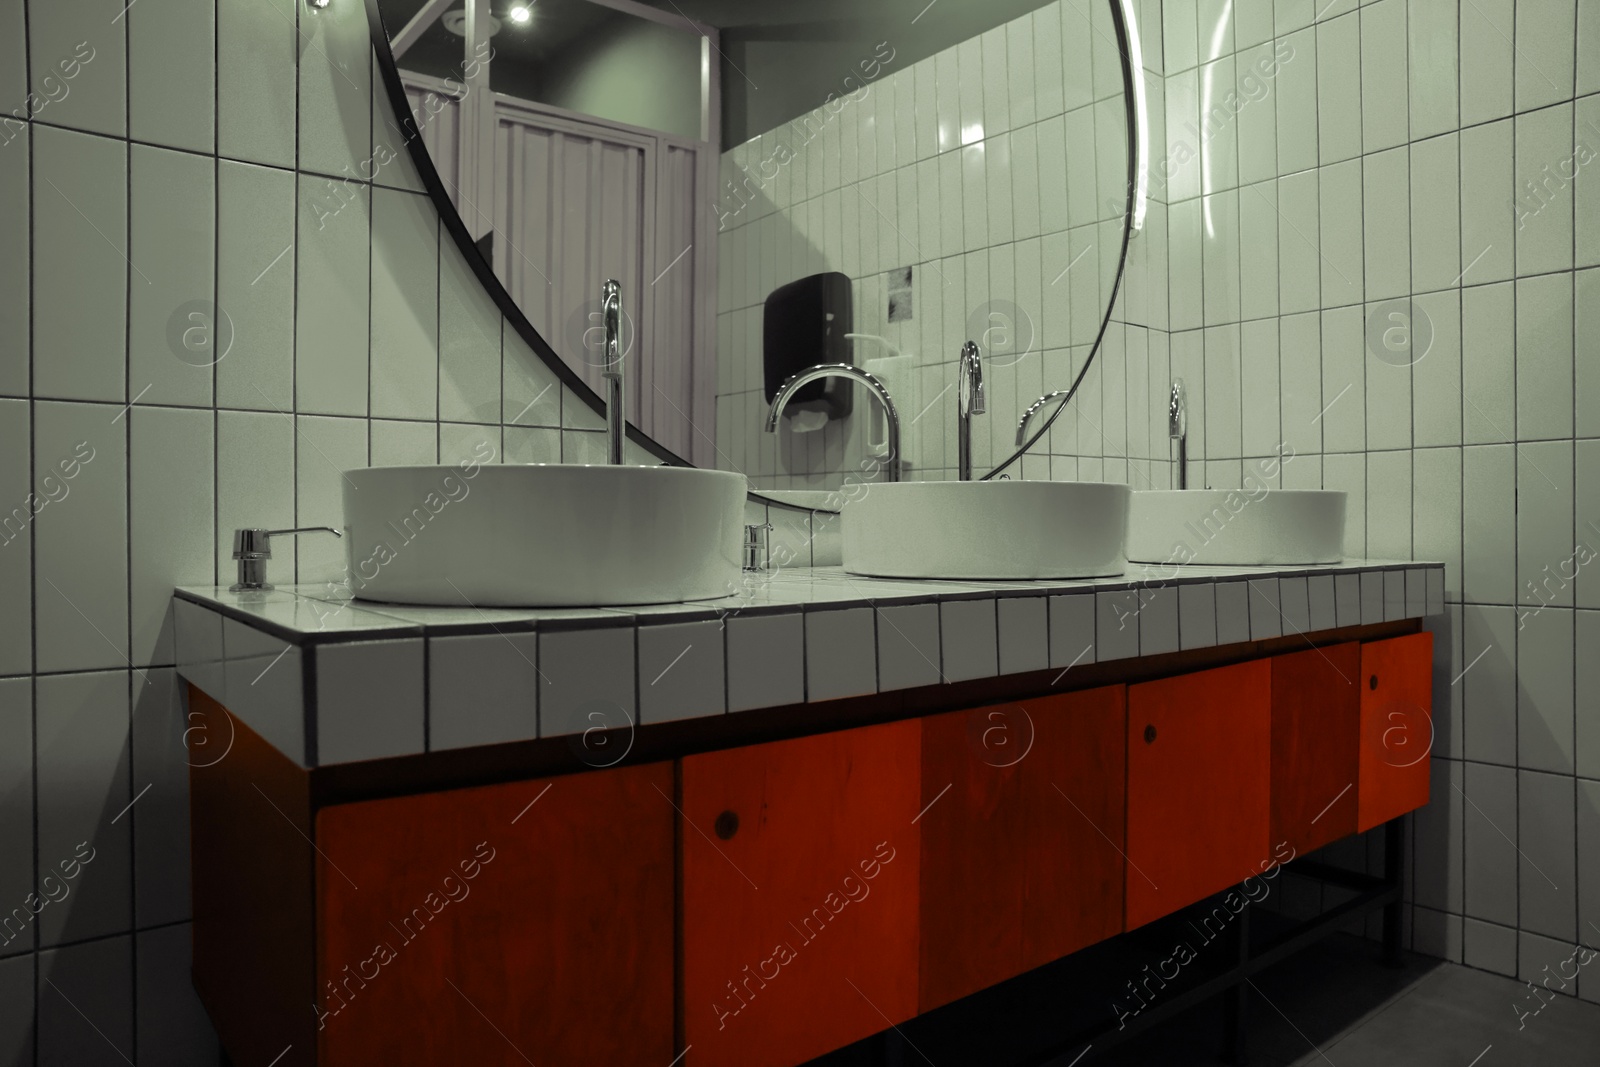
[368,0,1141,489]
[378,0,717,466]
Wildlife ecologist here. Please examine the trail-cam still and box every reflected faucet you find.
[956,341,985,481]
[1168,378,1188,490]
[1016,389,1072,448]
[601,279,625,465]
[765,363,901,481]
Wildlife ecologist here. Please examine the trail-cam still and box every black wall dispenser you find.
[763,271,854,423]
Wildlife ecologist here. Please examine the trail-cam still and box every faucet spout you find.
[1015,389,1071,447]
[1168,378,1187,490]
[601,279,625,465]
[765,363,901,481]
[957,341,985,480]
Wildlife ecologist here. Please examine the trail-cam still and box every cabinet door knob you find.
[1369,674,1379,690]
[1143,724,1157,744]
[714,810,740,840]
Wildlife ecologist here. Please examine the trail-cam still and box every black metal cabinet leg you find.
[1221,903,1251,1065]
[879,1028,905,1067]
[1383,815,1406,968]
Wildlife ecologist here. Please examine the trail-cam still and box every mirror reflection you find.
[374,0,1139,491]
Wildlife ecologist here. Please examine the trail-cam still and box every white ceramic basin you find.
[341,464,745,606]
[843,481,1130,580]
[1126,489,1346,566]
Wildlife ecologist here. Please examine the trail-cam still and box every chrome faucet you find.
[601,279,625,464]
[765,363,901,481]
[956,340,985,480]
[1168,378,1188,490]
[1016,389,1071,447]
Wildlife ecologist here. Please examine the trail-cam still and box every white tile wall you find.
[0,1,632,1058]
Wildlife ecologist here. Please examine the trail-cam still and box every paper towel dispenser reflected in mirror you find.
[763,272,854,435]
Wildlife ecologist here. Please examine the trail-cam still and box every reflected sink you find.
[843,481,1130,580]
[342,464,745,606]
[1126,489,1346,566]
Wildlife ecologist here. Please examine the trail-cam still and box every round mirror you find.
[363,0,1146,499]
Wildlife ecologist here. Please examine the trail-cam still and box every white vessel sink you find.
[1126,489,1346,566]
[342,465,745,606]
[842,481,1130,580]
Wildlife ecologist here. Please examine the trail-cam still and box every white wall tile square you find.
[130,407,214,667]
[1463,760,1519,927]
[0,128,24,398]
[997,596,1048,676]
[0,0,22,119]
[1359,0,1409,152]
[1514,104,1577,278]
[371,188,441,420]
[1463,444,1517,603]
[130,0,215,154]
[639,620,726,724]
[1517,608,1575,775]
[33,402,127,674]
[727,612,805,712]
[215,160,297,412]
[1459,0,1515,126]
[38,934,133,1064]
[1458,119,1517,285]
[215,410,296,588]
[131,670,192,929]
[35,670,131,945]
[941,599,999,683]
[1096,589,1141,660]
[878,602,942,691]
[1462,604,1517,766]
[1515,0,1578,113]
[1139,586,1180,655]
[0,676,33,956]
[296,176,371,417]
[1518,768,1576,941]
[218,0,298,167]
[292,416,367,584]
[28,1,125,138]
[135,923,219,1063]
[1316,14,1362,163]
[440,245,503,425]
[316,639,426,765]
[427,633,539,751]
[1048,593,1096,668]
[32,126,126,403]
[298,0,373,178]
[0,399,30,677]
[130,146,216,409]
[806,607,876,700]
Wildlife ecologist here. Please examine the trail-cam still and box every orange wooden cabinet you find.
[917,687,1127,1011]
[1270,643,1362,856]
[1357,632,1434,831]
[314,764,676,1067]
[680,718,923,1067]
[1125,660,1274,930]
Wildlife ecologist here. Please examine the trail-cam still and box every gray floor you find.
[1095,935,1600,1066]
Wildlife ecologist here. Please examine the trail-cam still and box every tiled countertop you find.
[173,559,1445,768]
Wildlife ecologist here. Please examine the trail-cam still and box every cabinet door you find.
[1126,660,1272,930]
[315,763,676,1067]
[681,719,922,1067]
[1271,643,1361,856]
[918,686,1126,1012]
[1358,632,1434,831]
